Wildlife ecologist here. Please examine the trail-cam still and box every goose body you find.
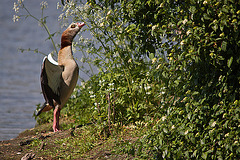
[37,22,85,132]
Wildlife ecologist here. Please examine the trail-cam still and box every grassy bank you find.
[11,0,240,159]
[0,118,144,160]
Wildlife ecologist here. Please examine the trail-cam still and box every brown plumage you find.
[37,22,85,132]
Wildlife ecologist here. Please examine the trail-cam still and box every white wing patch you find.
[47,53,58,65]
[43,54,63,96]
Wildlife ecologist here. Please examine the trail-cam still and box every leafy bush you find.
[14,0,240,159]
[117,0,240,159]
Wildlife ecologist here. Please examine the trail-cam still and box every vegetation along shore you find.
[6,0,240,159]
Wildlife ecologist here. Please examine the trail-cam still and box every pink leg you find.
[53,107,61,132]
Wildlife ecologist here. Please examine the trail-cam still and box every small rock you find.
[21,153,35,160]
[20,140,33,146]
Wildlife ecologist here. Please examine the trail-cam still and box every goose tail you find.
[36,102,53,116]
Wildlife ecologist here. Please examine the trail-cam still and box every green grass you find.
[20,120,145,159]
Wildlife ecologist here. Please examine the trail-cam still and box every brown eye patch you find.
[71,24,76,28]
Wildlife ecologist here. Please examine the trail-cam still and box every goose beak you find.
[77,22,85,28]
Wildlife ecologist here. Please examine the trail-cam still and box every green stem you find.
[92,24,135,106]
[22,3,58,55]
[42,23,58,55]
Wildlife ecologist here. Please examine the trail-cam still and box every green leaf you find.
[163,127,168,133]
[192,150,198,157]
[227,56,233,68]
[189,6,196,14]
[192,91,199,96]
[202,152,208,159]
[126,23,136,33]
[212,24,218,32]
[222,41,227,51]
[203,13,210,20]
[162,71,169,78]
[222,6,229,13]
[174,79,179,85]
[147,44,155,54]
[149,53,154,60]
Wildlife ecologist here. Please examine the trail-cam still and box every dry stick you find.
[40,141,45,150]
[112,92,118,124]
[107,93,111,135]
[96,101,106,138]
[96,101,102,123]
[112,98,115,124]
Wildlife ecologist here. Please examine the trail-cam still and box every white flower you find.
[171,125,175,129]
[160,91,165,95]
[99,22,104,27]
[225,133,229,137]
[186,30,191,35]
[209,129,214,134]
[152,58,157,64]
[184,130,189,135]
[65,8,70,16]
[81,82,85,88]
[13,2,19,13]
[108,83,114,86]
[211,121,216,127]
[17,0,24,4]
[203,0,208,5]
[160,3,164,8]
[58,13,64,21]
[99,79,105,86]
[57,2,61,9]
[40,1,48,9]
[13,15,20,22]
[89,91,93,95]
[144,85,151,90]
[182,19,188,25]
[161,116,167,121]
[180,40,185,45]
[107,10,112,16]
[156,64,161,69]
[90,94,96,98]
[152,25,158,31]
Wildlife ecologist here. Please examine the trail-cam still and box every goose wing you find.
[41,53,63,107]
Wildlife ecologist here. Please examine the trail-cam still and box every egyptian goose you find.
[37,22,85,132]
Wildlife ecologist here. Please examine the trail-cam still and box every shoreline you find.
[0,120,139,159]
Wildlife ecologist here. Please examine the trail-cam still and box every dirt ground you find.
[0,123,137,160]
[0,124,71,160]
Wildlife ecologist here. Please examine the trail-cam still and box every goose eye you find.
[71,24,76,28]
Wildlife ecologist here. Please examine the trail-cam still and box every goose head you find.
[61,22,85,48]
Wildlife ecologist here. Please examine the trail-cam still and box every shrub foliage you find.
[14,0,240,159]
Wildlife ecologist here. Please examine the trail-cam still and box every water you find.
[0,0,71,140]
